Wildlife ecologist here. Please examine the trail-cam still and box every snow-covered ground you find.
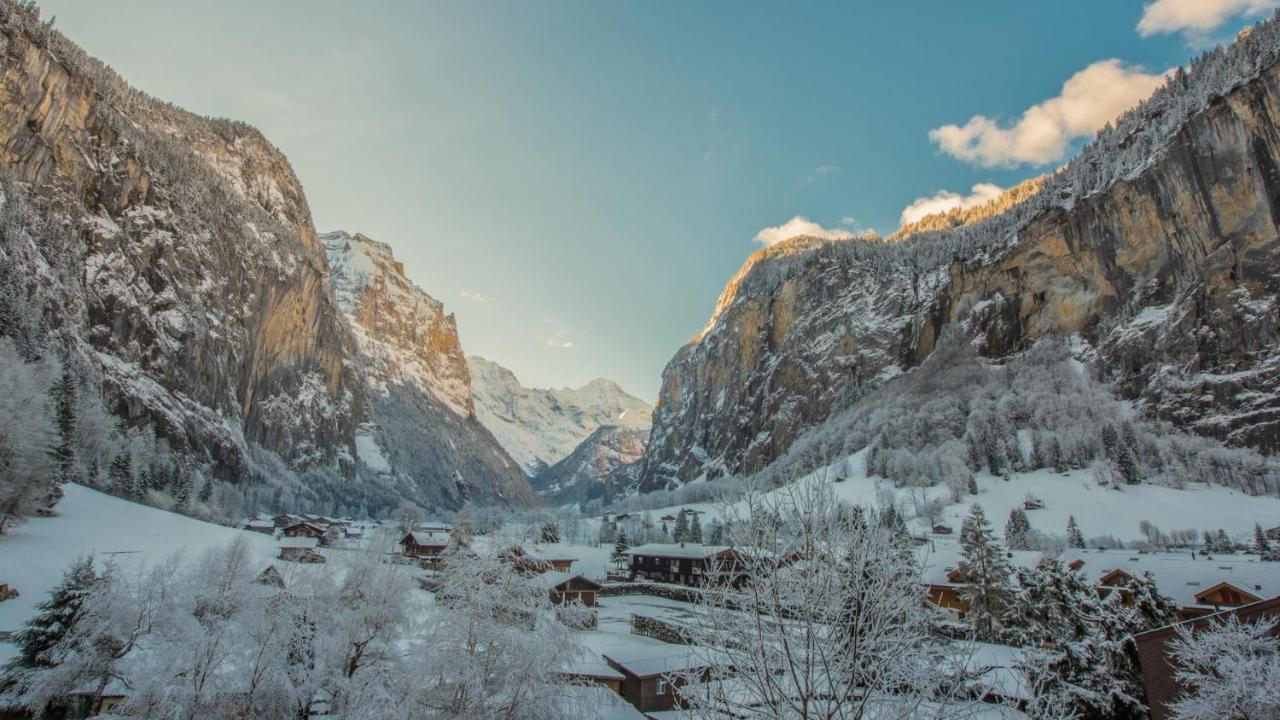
[0,484,280,663]
[604,448,1280,546]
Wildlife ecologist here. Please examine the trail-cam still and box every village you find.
[227,502,1280,719]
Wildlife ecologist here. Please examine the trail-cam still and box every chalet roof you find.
[525,571,602,592]
[561,659,625,680]
[402,531,450,547]
[604,648,720,678]
[1058,549,1280,609]
[625,543,735,560]
[279,536,319,549]
[245,519,274,529]
[916,541,1043,587]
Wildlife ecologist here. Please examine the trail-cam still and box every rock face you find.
[0,6,361,479]
[323,232,535,508]
[468,355,652,475]
[0,5,536,510]
[531,424,649,506]
[637,24,1280,491]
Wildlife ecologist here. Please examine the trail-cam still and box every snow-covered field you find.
[0,484,280,663]
[607,448,1280,546]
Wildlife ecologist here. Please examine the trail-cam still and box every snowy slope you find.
[607,449,1280,548]
[0,484,279,663]
[468,355,652,475]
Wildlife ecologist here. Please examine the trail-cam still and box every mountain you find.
[323,232,535,509]
[468,355,652,475]
[0,4,533,514]
[531,424,649,506]
[637,21,1280,492]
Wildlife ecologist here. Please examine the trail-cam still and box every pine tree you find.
[673,512,689,543]
[50,366,76,484]
[108,452,133,498]
[1005,508,1032,551]
[966,473,978,496]
[540,522,559,544]
[689,513,703,544]
[611,530,629,567]
[1202,529,1217,554]
[197,478,213,504]
[1100,423,1118,461]
[1215,528,1232,553]
[4,557,98,674]
[1254,523,1275,560]
[1066,515,1085,549]
[1116,445,1140,485]
[958,504,1013,641]
[1050,437,1067,473]
[707,520,724,545]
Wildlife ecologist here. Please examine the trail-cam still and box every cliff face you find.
[0,8,361,477]
[323,232,535,508]
[638,34,1280,491]
[468,355,652,475]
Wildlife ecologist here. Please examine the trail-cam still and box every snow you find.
[354,431,392,474]
[0,484,279,663]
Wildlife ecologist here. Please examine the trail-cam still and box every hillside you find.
[468,355,652,475]
[637,19,1280,492]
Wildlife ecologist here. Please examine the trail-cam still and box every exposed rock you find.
[637,28,1280,491]
[532,424,649,506]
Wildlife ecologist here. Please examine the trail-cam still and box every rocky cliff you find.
[637,21,1280,491]
[0,5,361,479]
[324,232,535,508]
[531,424,649,506]
[468,355,652,475]
[0,4,535,511]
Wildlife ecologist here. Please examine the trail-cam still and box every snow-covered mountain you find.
[636,21,1280,493]
[322,232,536,509]
[0,7,534,514]
[468,356,652,475]
[531,424,649,506]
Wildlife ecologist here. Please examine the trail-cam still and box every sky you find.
[35,0,1276,400]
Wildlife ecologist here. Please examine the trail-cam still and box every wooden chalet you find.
[279,537,325,563]
[919,543,1044,615]
[281,521,325,539]
[243,518,276,535]
[1135,595,1280,720]
[625,543,743,587]
[498,545,577,574]
[603,651,715,713]
[1060,548,1280,619]
[255,565,286,589]
[400,530,450,566]
[1265,524,1280,541]
[559,659,626,694]
[932,524,953,535]
[527,571,602,606]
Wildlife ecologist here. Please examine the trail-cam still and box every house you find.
[400,530,450,566]
[1134,596,1280,720]
[626,543,743,587]
[498,545,577,574]
[271,513,300,528]
[279,537,325,563]
[604,651,715,713]
[1059,548,1280,619]
[527,571,602,606]
[1265,524,1280,541]
[281,522,326,539]
[559,659,627,694]
[0,583,17,602]
[919,542,1043,615]
[932,524,953,535]
[1022,497,1044,510]
[243,518,276,535]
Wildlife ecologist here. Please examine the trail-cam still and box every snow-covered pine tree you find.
[1255,523,1278,561]
[1005,508,1032,550]
[1066,515,1085,549]
[107,452,132,498]
[539,521,558,544]
[707,519,724,545]
[1214,528,1233,553]
[958,503,1013,641]
[967,473,978,495]
[3,556,98,674]
[50,366,76,485]
[673,511,689,542]
[689,513,702,543]
[611,529,629,567]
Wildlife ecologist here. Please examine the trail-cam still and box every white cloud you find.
[753,216,854,247]
[459,289,490,303]
[899,183,1006,226]
[929,60,1168,168]
[536,316,577,349]
[805,164,839,184]
[1137,0,1278,38]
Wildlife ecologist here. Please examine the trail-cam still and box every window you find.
[670,560,680,573]
[656,680,669,695]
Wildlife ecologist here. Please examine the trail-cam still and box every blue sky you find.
[37,0,1273,399]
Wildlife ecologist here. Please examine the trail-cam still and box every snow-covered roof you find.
[1059,549,1280,609]
[403,531,450,546]
[279,536,319,549]
[562,659,625,680]
[525,571,600,592]
[916,541,1043,587]
[604,648,722,677]
[245,519,274,529]
[625,543,735,560]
